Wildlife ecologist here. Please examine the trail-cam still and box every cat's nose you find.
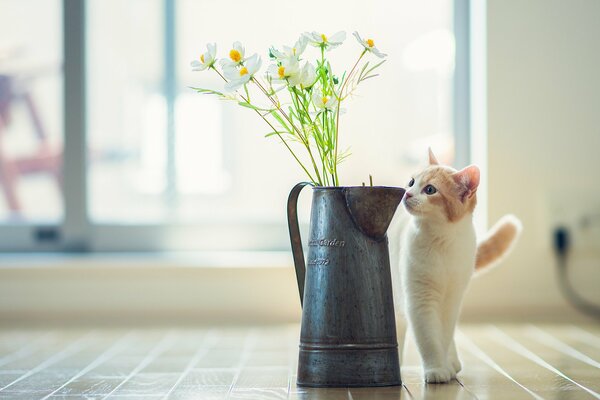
[404,192,413,200]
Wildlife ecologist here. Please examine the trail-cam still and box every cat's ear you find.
[453,165,480,201]
[428,147,439,165]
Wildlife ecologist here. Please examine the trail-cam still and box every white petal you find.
[371,47,387,58]
[246,54,262,73]
[271,48,285,59]
[220,58,233,68]
[223,65,239,80]
[312,91,321,104]
[295,36,308,54]
[284,58,300,72]
[233,41,245,56]
[305,31,323,44]
[207,43,217,57]
[225,80,243,91]
[326,97,338,109]
[298,62,317,88]
[329,31,346,44]
[352,31,363,44]
[325,42,343,51]
[225,75,251,92]
[288,75,302,86]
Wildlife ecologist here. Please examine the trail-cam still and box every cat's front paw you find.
[424,366,453,383]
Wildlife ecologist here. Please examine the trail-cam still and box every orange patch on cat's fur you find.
[419,167,477,222]
[417,164,521,272]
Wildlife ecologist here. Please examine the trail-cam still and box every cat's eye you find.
[408,178,415,187]
[423,184,437,195]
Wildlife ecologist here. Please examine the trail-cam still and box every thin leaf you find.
[270,110,293,135]
[360,74,379,82]
[238,102,273,112]
[365,59,386,75]
[190,86,226,97]
[358,61,370,80]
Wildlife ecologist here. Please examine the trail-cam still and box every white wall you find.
[462,0,600,321]
[0,255,302,326]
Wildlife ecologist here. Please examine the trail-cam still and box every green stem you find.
[333,50,367,186]
[289,90,319,173]
[211,68,317,183]
[252,78,300,136]
[253,77,323,185]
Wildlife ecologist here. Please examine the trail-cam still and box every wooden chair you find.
[0,74,62,217]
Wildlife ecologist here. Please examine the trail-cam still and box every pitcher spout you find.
[343,186,406,239]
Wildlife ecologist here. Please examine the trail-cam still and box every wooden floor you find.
[0,324,598,399]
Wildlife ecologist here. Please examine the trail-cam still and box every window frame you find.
[0,0,473,252]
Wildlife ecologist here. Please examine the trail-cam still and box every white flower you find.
[304,31,346,51]
[267,58,301,85]
[352,31,387,58]
[267,59,317,90]
[297,62,317,89]
[190,43,217,71]
[271,36,308,61]
[223,54,262,91]
[312,90,338,111]
[220,41,245,68]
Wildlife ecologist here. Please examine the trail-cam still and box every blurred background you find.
[0,0,598,326]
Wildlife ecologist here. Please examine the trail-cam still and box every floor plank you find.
[0,324,597,399]
[462,325,599,400]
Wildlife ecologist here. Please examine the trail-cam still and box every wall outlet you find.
[547,191,600,255]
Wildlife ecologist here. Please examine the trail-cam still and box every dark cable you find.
[553,226,600,319]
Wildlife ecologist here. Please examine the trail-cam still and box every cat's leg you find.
[396,312,408,367]
[448,338,462,376]
[406,301,453,383]
[441,291,465,378]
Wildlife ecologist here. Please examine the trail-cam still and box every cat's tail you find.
[475,215,522,272]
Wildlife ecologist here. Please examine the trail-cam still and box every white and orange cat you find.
[398,148,521,383]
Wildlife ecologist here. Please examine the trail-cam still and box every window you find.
[0,0,470,252]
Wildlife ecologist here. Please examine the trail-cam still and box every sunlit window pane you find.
[0,0,63,222]
[87,0,165,222]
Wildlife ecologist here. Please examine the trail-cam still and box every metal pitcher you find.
[287,183,405,387]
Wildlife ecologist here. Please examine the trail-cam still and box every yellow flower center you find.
[229,49,242,62]
[321,34,328,42]
[239,67,249,76]
[322,97,329,105]
[278,66,286,78]
[366,39,375,47]
[200,54,205,63]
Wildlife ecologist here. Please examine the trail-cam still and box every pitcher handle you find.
[287,182,313,308]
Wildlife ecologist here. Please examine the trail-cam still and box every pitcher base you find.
[297,347,401,387]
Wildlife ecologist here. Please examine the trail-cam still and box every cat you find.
[398,148,521,383]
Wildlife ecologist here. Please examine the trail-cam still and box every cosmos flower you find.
[304,31,346,51]
[353,31,387,58]
[223,54,262,91]
[190,43,217,71]
[220,41,246,68]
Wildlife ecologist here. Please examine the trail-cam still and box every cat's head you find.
[403,148,480,222]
